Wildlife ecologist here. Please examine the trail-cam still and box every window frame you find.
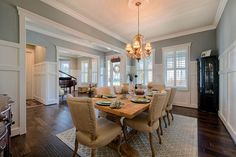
[91,58,98,83]
[136,50,155,85]
[59,60,70,77]
[81,60,89,83]
[162,43,191,91]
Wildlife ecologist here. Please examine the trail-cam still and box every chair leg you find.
[72,137,79,157]
[91,148,96,157]
[156,128,162,144]
[149,133,155,157]
[163,116,167,128]
[170,110,174,120]
[117,135,122,156]
[167,111,171,126]
[159,118,163,135]
[122,125,128,143]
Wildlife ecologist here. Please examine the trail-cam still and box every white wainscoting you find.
[218,40,236,143]
[34,62,58,105]
[0,40,24,136]
[153,61,198,108]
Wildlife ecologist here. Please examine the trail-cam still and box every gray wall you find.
[131,30,217,65]
[1,0,125,49]
[26,30,105,62]
[217,0,236,54]
[153,30,217,64]
[0,0,18,42]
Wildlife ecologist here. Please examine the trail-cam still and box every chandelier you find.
[125,1,152,61]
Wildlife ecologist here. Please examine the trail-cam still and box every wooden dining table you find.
[92,95,151,157]
[92,97,150,119]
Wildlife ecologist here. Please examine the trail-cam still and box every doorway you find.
[25,47,34,100]
[106,55,126,87]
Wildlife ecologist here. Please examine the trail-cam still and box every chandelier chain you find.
[138,3,139,34]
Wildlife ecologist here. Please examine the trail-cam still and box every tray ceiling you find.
[44,0,223,42]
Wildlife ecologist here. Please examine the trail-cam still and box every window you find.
[91,59,97,83]
[136,53,153,85]
[60,60,70,77]
[162,43,190,89]
[81,60,89,83]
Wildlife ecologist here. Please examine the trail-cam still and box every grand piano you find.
[59,70,77,93]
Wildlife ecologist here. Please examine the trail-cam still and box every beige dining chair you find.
[94,86,113,96]
[166,88,177,125]
[123,93,167,157]
[159,88,171,135]
[67,95,122,157]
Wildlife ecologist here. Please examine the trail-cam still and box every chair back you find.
[148,92,167,125]
[67,95,96,137]
[152,84,165,91]
[94,86,113,95]
[162,88,171,112]
[113,86,122,94]
[147,82,153,92]
[167,88,176,108]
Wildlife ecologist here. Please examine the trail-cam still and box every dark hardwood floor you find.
[12,95,236,157]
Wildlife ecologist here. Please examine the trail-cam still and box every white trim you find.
[149,25,216,42]
[174,103,198,109]
[17,7,124,54]
[39,0,128,43]
[18,9,27,135]
[56,46,100,59]
[0,40,20,48]
[11,127,20,137]
[26,25,110,53]
[214,0,228,26]
[39,0,227,44]
[219,112,236,144]
[219,40,236,59]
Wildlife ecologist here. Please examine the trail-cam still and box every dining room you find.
[1,0,236,157]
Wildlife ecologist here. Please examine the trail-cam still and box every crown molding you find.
[35,0,228,44]
[17,7,124,54]
[148,25,216,43]
[39,0,128,43]
[214,0,228,26]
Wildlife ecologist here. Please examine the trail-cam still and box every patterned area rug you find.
[56,115,198,157]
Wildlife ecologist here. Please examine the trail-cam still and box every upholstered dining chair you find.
[94,86,113,96]
[123,92,167,157]
[159,88,171,135]
[166,88,177,125]
[67,95,122,157]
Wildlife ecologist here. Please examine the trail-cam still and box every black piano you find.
[59,70,77,93]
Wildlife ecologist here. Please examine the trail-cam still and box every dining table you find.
[92,95,152,157]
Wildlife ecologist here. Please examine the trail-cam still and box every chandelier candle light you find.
[126,1,152,61]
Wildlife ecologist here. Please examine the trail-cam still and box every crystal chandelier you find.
[125,1,152,61]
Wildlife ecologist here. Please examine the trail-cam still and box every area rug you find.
[56,114,198,157]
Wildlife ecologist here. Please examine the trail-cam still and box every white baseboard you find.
[11,127,20,137]
[218,112,236,144]
[34,95,46,104]
[174,102,198,109]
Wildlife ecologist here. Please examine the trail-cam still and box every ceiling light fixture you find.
[125,1,152,61]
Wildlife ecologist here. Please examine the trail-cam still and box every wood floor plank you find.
[11,97,236,157]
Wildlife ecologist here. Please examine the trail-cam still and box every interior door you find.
[26,51,33,99]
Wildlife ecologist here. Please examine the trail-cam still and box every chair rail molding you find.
[34,62,58,105]
[0,39,25,136]
[218,38,236,144]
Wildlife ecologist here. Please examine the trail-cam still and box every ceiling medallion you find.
[126,1,152,61]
